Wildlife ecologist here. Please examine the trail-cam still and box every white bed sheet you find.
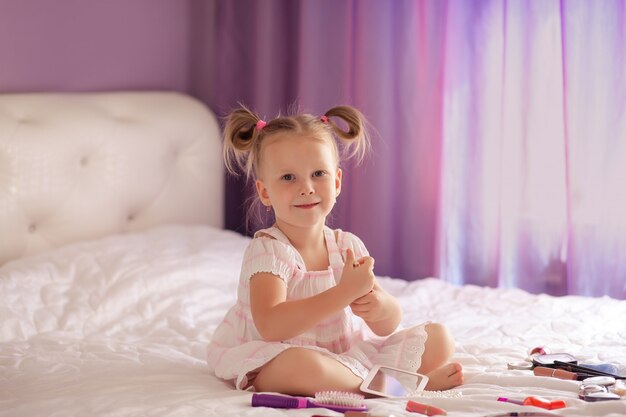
[1,226,625,417]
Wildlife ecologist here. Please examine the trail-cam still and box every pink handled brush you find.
[252,391,368,412]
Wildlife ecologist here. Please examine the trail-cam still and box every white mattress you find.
[1,226,625,416]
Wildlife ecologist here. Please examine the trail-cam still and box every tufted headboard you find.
[0,92,224,265]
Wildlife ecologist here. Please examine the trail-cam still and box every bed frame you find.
[0,92,224,265]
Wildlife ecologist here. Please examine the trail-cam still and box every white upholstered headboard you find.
[0,92,224,265]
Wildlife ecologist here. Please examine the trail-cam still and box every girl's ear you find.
[335,168,342,197]
[256,180,271,206]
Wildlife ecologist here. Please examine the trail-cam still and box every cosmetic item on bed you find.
[507,361,534,370]
[405,400,447,416]
[251,391,368,413]
[613,379,626,396]
[507,347,551,370]
[533,366,600,381]
[580,377,626,400]
[528,346,550,356]
[497,396,566,410]
[497,397,525,405]
[579,383,609,400]
[533,366,582,380]
[360,364,429,398]
[578,362,620,375]
[531,353,577,368]
[581,375,616,387]
[580,383,608,393]
[553,360,626,379]
[578,391,621,402]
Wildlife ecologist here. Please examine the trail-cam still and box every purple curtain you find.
[201,0,626,299]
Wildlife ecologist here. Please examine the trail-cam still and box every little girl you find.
[207,105,463,396]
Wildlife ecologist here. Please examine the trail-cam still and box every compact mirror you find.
[582,376,616,387]
[360,365,429,398]
[580,391,621,402]
[532,353,577,368]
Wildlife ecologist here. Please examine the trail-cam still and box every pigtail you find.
[222,105,264,178]
[323,105,371,164]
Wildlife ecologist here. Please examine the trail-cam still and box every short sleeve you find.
[240,237,297,284]
[336,230,370,261]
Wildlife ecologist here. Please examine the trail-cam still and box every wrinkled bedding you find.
[1,225,625,416]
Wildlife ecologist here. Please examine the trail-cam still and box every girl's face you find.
[255,133,342,232]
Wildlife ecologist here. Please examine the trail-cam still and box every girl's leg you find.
[253,347,363,396]
[419,322,455,374]
[419,323,464,390]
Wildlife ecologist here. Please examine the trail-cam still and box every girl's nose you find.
[300,183,315,195]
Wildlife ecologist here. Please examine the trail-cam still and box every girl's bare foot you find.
[424,362,463,390]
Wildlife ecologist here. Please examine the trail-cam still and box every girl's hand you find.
[338,248,375,300]
[350,281,403,336]
[350,287,392,322]
[249,249,377,341]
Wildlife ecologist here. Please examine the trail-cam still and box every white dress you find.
[207,226,428,389]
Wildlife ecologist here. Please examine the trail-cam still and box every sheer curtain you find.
[200,0,626,299]
[439,0,626,298]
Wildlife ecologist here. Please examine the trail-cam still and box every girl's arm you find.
[250,249,373,342]
[350,281,402,336]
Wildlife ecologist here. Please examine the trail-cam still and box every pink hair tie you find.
[320,115,329,123]
[256,120,267,130]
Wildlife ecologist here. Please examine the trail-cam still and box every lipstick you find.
[406,400,447,416]
[533,366,591,381]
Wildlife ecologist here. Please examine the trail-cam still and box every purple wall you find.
[0,0,193,93]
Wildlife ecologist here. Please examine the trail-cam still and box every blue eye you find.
[313,170,326,177]
[281,174,295,181]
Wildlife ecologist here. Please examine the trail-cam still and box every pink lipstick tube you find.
[533,366,578,380]
[406,400,447,416]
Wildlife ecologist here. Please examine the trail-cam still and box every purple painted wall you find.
[0,0,193,93]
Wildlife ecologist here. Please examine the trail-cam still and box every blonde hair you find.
[223,104,370,181]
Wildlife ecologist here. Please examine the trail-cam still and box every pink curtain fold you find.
[202,0,626,299]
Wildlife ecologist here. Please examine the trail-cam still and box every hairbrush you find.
[251,390,368,412]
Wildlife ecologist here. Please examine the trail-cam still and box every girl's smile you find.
[293,202,320,209]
